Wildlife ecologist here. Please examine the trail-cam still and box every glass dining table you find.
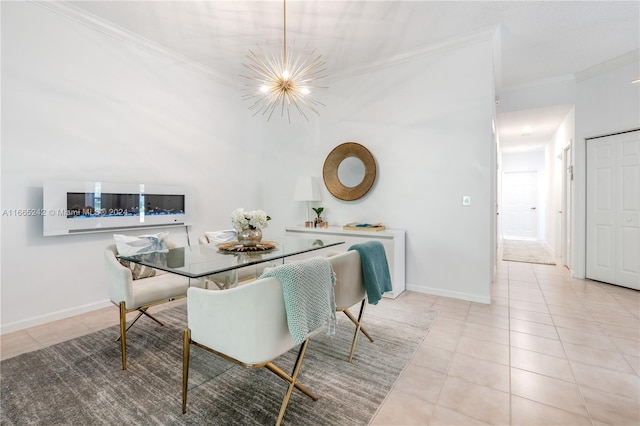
[118,235,345,286]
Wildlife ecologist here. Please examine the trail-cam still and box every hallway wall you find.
[573,50,640,278]
[544,107,575,258]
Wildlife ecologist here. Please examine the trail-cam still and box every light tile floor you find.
[371,260,640,426]
[2,260,639,425]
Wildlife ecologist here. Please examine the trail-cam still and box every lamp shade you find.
[294,176,321,201]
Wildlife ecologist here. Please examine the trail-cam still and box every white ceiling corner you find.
[46,1,640,151]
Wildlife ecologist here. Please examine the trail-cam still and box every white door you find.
[586,130,640,289]
[502,171,538,240]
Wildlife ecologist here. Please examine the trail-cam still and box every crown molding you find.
[330,26,501,82]
[33,1,236,87]
[576,49,640,82]
[492,25,503,92]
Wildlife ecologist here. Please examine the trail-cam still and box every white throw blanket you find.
[260,257,336,344]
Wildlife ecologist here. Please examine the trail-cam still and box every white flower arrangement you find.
[231,208,271,231]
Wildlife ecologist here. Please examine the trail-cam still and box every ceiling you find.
[66,1,639,152]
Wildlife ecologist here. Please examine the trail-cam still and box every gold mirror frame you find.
[323,142,377,201]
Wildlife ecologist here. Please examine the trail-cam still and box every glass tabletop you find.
[118,236,345,278]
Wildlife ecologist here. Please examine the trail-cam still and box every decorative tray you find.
[342,222,386,232]
[217,241,277,252]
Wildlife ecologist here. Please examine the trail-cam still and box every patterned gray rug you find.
[502,239,556,265]
[1,298,437,425]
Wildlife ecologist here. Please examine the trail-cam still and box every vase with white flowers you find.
[231,208,271,247]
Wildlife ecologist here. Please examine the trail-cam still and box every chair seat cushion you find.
[132,272,189,307]
[118,259,167,280]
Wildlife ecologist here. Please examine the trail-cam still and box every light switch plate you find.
[462,195,471,206]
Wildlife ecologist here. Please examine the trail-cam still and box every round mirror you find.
[323,142,377,201]
[337,157,366,188]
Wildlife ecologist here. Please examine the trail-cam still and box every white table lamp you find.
[294,176,321,224]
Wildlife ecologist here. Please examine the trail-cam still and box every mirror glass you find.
[337,157,365,188]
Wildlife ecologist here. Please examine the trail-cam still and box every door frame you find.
[562,143,573,268]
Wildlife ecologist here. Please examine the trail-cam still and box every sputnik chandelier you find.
[241,0,327,122]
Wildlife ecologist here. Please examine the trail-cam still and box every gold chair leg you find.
[347,311,361,363]
[343,302,373,342]
[343,301,373,362]
[139,308,164,326]
[182,329,191,414]
[119,302,127,370]
[115,311,143,342]
[276,339,311,426]
[265,362,317,401]
[115,307,166,343]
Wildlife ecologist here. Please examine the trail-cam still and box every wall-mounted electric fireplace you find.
[43,180,195,236]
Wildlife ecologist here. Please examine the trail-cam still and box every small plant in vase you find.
[312,207,324,227]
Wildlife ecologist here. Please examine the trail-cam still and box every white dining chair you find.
[105,240,189,370]
[198,229,237,245]
[182,258,335,425]
[198,229,239,289]
[327,250,374,362]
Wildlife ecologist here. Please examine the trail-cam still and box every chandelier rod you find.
[283,0,287,69]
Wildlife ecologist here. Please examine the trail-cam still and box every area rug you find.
[502,239,556,265]
[1,298,437,425]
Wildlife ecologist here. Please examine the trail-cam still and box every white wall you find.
[501,151,546,172]
[261,38,498,303]
[544,107,575,256]
[1,2,262,332]
[573,50,640,278]
[1,3,499,332]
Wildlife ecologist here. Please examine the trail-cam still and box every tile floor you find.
[2,259,639,425]
[372,260,640,425]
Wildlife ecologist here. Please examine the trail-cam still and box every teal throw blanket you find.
[260,257,336,345]
[348,241,392,305]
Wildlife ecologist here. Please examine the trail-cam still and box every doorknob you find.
[530,207,537,210]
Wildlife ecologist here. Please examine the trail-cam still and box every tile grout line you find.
[507,261,516,426]
[427,296,462,422]
[532,264,596,426]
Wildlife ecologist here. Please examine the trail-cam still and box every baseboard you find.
[405,284,491,304]
[1,299,113,335]
[540,240,556,257]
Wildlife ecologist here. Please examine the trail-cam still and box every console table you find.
[285,226,405,299]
